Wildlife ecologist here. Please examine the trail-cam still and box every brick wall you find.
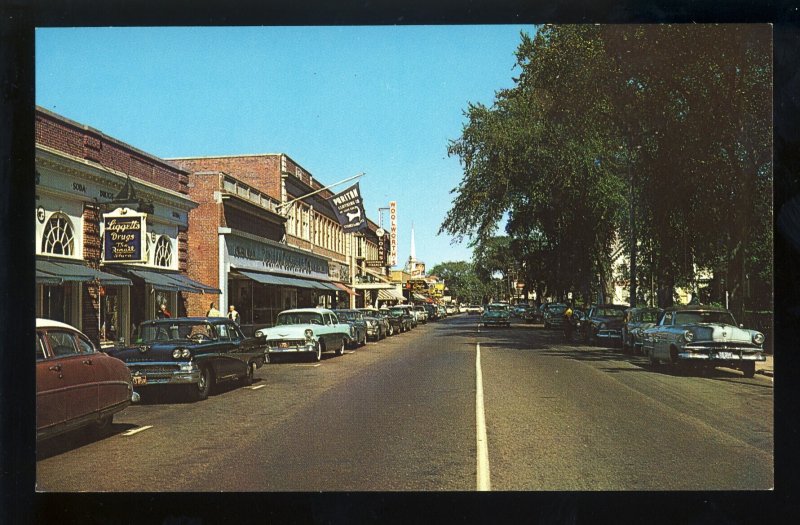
[169,155,282,199]
[82,204,102,344]
[35,108,188,195]
[185,172,224,316]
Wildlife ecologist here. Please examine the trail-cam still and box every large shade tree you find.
[441,24,772,313]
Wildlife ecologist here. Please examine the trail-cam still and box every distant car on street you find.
[581,304,628,346]
[110,317,265,401]
[641,305,766,377]
[622,307,663,354]
[466,304,483,314]
[386,306,414,332]
[37,318,137,441]
[391,305,418,328]
[542,303,569,329]
[332,309,369,348]
[256,308,352,362]
[481,303,511,327]
[358,308,389,341]
[412,305,429,324]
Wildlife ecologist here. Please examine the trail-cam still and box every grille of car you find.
[128,364,181,375]
[267,339,305,348]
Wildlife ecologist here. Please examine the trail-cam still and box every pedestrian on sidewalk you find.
[206,302,222,317]
[228,305,240,325]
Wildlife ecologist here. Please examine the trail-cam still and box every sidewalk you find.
[756,353,774,377]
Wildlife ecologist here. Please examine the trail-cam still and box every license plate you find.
[716,352,735,360]
[132,375,147,386]
[279,342,289,349]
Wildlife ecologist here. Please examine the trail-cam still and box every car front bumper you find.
[126,361,201,387]
[597,330,622,340]
[677,347,766,363]
[482,318,510,325]
[267,342,316,353]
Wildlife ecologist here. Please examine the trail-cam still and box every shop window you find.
[154,235,173,268]
[41,212,75,256]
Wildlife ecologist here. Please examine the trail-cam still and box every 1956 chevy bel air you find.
[255,308,353,362]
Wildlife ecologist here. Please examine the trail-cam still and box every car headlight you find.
[304,329,313,340]
[753,332,765,345]
[683,330,694,343]
[599,323,606,330]
[173,348,191,359]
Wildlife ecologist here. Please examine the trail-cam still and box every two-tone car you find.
[332,309,368,348]
[412,305,429,324]
[622,307,663,354]
[581,304,628,346]
[109,317,266,401]
[358,307,390,340]
[255,308,352,362]
[481,303,511,327]
[391,305,418,328]
[37,318,138,440]
[641,305,766,377]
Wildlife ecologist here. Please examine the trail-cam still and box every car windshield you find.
[276,312,324,326]
[139,322,216,343]
[388,309,405,317]
[674,310,736,326]
[486,304,507,312]
[594,308,626,318]
[546,305,567,314]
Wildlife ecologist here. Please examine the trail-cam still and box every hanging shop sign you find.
[330,183,367,233]
[376,228,389,266]
[389,201,397,266]
[430,283,445,297]
[409,279,428,294]
[102,208,147,263]
[365,260,385,268]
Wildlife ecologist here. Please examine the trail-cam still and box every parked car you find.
[622,307,663,354]
[255,308,352,362]
[372,308,400,336]
[423,303,439,321]
[481,303,511,327]
[641,306,766,377]
[446,304,457,315]
[437,305,447,318]
[386,306,414,332]
[466,304,483,314]
[542,303,569,329]
[522,306,538,324]
[412,305,429,324]
[110,317,266,401]
[358,307,389,340]
[581,304,628,346]
[332,309,368,348]
[37,318,137,441]
[392,305,418,328]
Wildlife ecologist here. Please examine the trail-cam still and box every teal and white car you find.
[254,308,353,362]
[481,303,511,327]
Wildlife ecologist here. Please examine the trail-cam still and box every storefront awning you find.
[36,269,63,285]
[412,293,429,302]
[164,273,221,294]
[332,282,356,295]
[127,269,182,291]
[37,259,132,286]
[377,288,406,302]
[237,270,337,292]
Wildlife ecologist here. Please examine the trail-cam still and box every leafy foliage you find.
[441,25,772,312]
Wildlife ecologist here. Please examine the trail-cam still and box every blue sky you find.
[36,26,534,269]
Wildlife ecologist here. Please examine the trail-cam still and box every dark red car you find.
[36,318,137,441]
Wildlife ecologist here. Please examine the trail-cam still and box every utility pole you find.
[629,158,637,308]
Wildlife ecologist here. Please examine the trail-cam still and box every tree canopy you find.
[440,24,772,312]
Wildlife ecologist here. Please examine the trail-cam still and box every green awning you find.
[237,270,337,291]
[128,269,181,291]
[164,273,221,294]
[36,259,132,286]
[36,269,63,285]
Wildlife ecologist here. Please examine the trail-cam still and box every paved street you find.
[36,314,773,492]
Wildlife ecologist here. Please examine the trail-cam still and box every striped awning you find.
[378,288,406,302]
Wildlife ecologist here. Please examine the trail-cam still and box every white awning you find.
[377,288,406,302]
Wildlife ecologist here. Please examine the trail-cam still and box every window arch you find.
[41,213,75,256]
[153,235,173,268]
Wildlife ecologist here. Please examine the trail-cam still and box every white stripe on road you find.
[476,343,491,491]
[122,425,153,437]
[250,385,266,390]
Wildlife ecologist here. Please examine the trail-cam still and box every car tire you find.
[192,366,212,401]
[649,353,660,368]
[90,413,114,435]
[335,338,345,356]
[741,361,756,378]
[242,361,256,386]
